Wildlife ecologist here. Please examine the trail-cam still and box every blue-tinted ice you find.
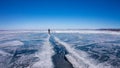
[0,31,120,68]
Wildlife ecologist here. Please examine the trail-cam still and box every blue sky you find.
[0,0,120,29]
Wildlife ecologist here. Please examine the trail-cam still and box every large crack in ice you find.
[49,35,73,68]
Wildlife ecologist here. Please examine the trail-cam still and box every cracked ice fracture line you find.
[49,35,73,68]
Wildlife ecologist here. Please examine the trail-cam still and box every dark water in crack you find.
[49,35,73,68]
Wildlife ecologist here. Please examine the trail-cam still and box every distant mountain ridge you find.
[98,29,120,32]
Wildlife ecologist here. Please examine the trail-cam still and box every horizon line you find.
[0,28,120,31]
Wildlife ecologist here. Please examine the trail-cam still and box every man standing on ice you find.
[48,29,50,34]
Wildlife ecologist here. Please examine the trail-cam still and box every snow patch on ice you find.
[53,30,120,35]
[0,30,47,34]
[31,35,54,68]
[0,40,24,47]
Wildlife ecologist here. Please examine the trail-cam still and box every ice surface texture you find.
[0,31,120,68]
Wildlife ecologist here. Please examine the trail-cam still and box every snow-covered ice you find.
[0,30,120,68]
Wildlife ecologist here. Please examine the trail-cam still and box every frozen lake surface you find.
[0,30,120,68]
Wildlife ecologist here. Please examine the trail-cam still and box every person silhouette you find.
[48,29,50,34]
